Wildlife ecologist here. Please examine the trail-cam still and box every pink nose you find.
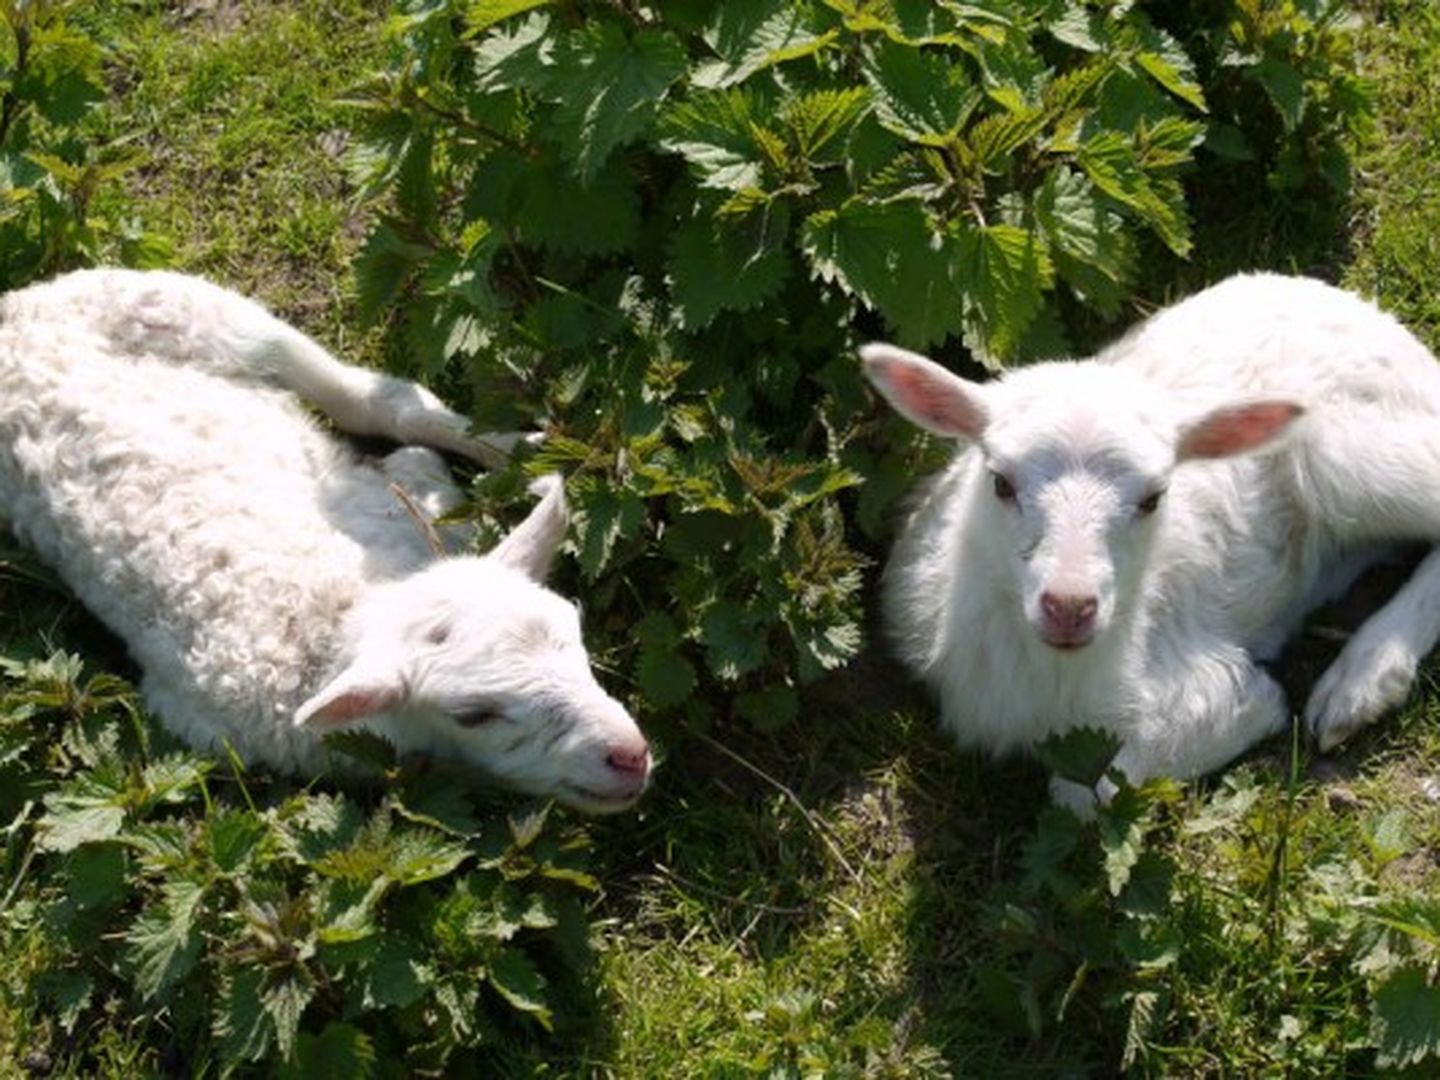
[605,742,651,777]
[1040,590,1098,642]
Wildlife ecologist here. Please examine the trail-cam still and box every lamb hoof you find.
[1305,639,1417,751]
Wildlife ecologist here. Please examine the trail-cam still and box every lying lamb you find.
[864,273,1440,809]
[0,269,650,813]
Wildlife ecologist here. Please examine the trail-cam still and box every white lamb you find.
[0,268,651,813]
[864,273,1440,810]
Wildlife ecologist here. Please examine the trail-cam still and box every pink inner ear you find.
[870,356,986,438]
[299,684,400,728]
[1177,401,1304,460]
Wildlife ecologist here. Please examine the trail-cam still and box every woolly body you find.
[0,269,650,809]
[873,274,1440,798]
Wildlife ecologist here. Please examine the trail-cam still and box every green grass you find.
[3,0,1440,1075]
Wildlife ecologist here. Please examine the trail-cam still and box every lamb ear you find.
[1176,401,1304,461]
[489,473,568,581]
[860,343,989,440]
[294,658,406,729]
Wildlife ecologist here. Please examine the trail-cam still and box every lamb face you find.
[863,344,1302,652]
[296,557,651,814]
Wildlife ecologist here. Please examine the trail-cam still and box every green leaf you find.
[465,0,550,37]
[353,222,430,324]
[694,0,836,89]
[781,86,871,163]
[802,200,963,348]
[361,934,433,1009]
[733,684,798,732]
[488,946,553,1028]
[207,810,268,874]
[635,612,697,710]
[1034,166,1135,313]
[667,206,791,330]
[66,842,127,908]
[1252,56,1306,132]
[548,22,688,181]
[470,11,555,93]
[127,879,205,1001]
[1099,785,1149,897]
[513,154,640,256]
[1077,131,1191,256]
[322,729,398,773]
[700,600,768,681]
[35,970,93,1034]
[1036,726,1122,789]
[570,478,646,578]
[1371,966,1440,1070]
[660,88,769,191]
[863,40,981,146]
[1132,19,1205,112]
[36,794,125,853]
[385,828,472,886]
[279,1023,378,1080]
[953,222,1053,366]
[262,968,316,1063]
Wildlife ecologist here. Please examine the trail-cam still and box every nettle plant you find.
[0,0,164,289]
[348,0,1364,731]
[1,652,599,1071]
[985,730,1440,1073]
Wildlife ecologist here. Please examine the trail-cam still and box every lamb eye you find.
[991,472,1017,502]
[451,708,500,729]
[425,624,451,646]
[1137,490,1165,516]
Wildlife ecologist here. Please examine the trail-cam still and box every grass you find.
[2,0,1440,1075]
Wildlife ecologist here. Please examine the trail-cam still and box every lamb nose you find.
[1041,591,1098,626]
[605,745,651,776]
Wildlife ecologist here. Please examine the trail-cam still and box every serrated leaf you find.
[35,970,93,1034]
[322,728,398,772]
[1036,725,1123,788]
[279,1023,378,1080]
[1099,785,1149,896]
[353,222,431,324]
[362,934,433,1009]
[66,842,126,908]
[465,0,550,37]
[570,477,646,578]
[1252,56,1306,132]
[699,600,768,681]
[386,828,471,886]
[802,201,963,348]
[217,970,269,1062]
[667,206,791,330]
[207,810,268,874]
[1371,966,1440,1069]
[470,10,555,93]
[733,684,798,732]
[863,40,981,146]
[953,222,1053,365]
[36,795,125,853]
[1132,20,1205,112]
[1034,166,1135,313]
[1122,989,1161,1070]
[694,0,836,89]
[262,968,315,1063]
[514,153,640,256]
[488,946,553,1027]
[782,86,871,162]
[660,88,769,191]
[127,879,205,1001]
[548,22,687,180]
[636,612,697,709]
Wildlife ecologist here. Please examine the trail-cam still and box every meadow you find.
[1,1,1438,1074]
